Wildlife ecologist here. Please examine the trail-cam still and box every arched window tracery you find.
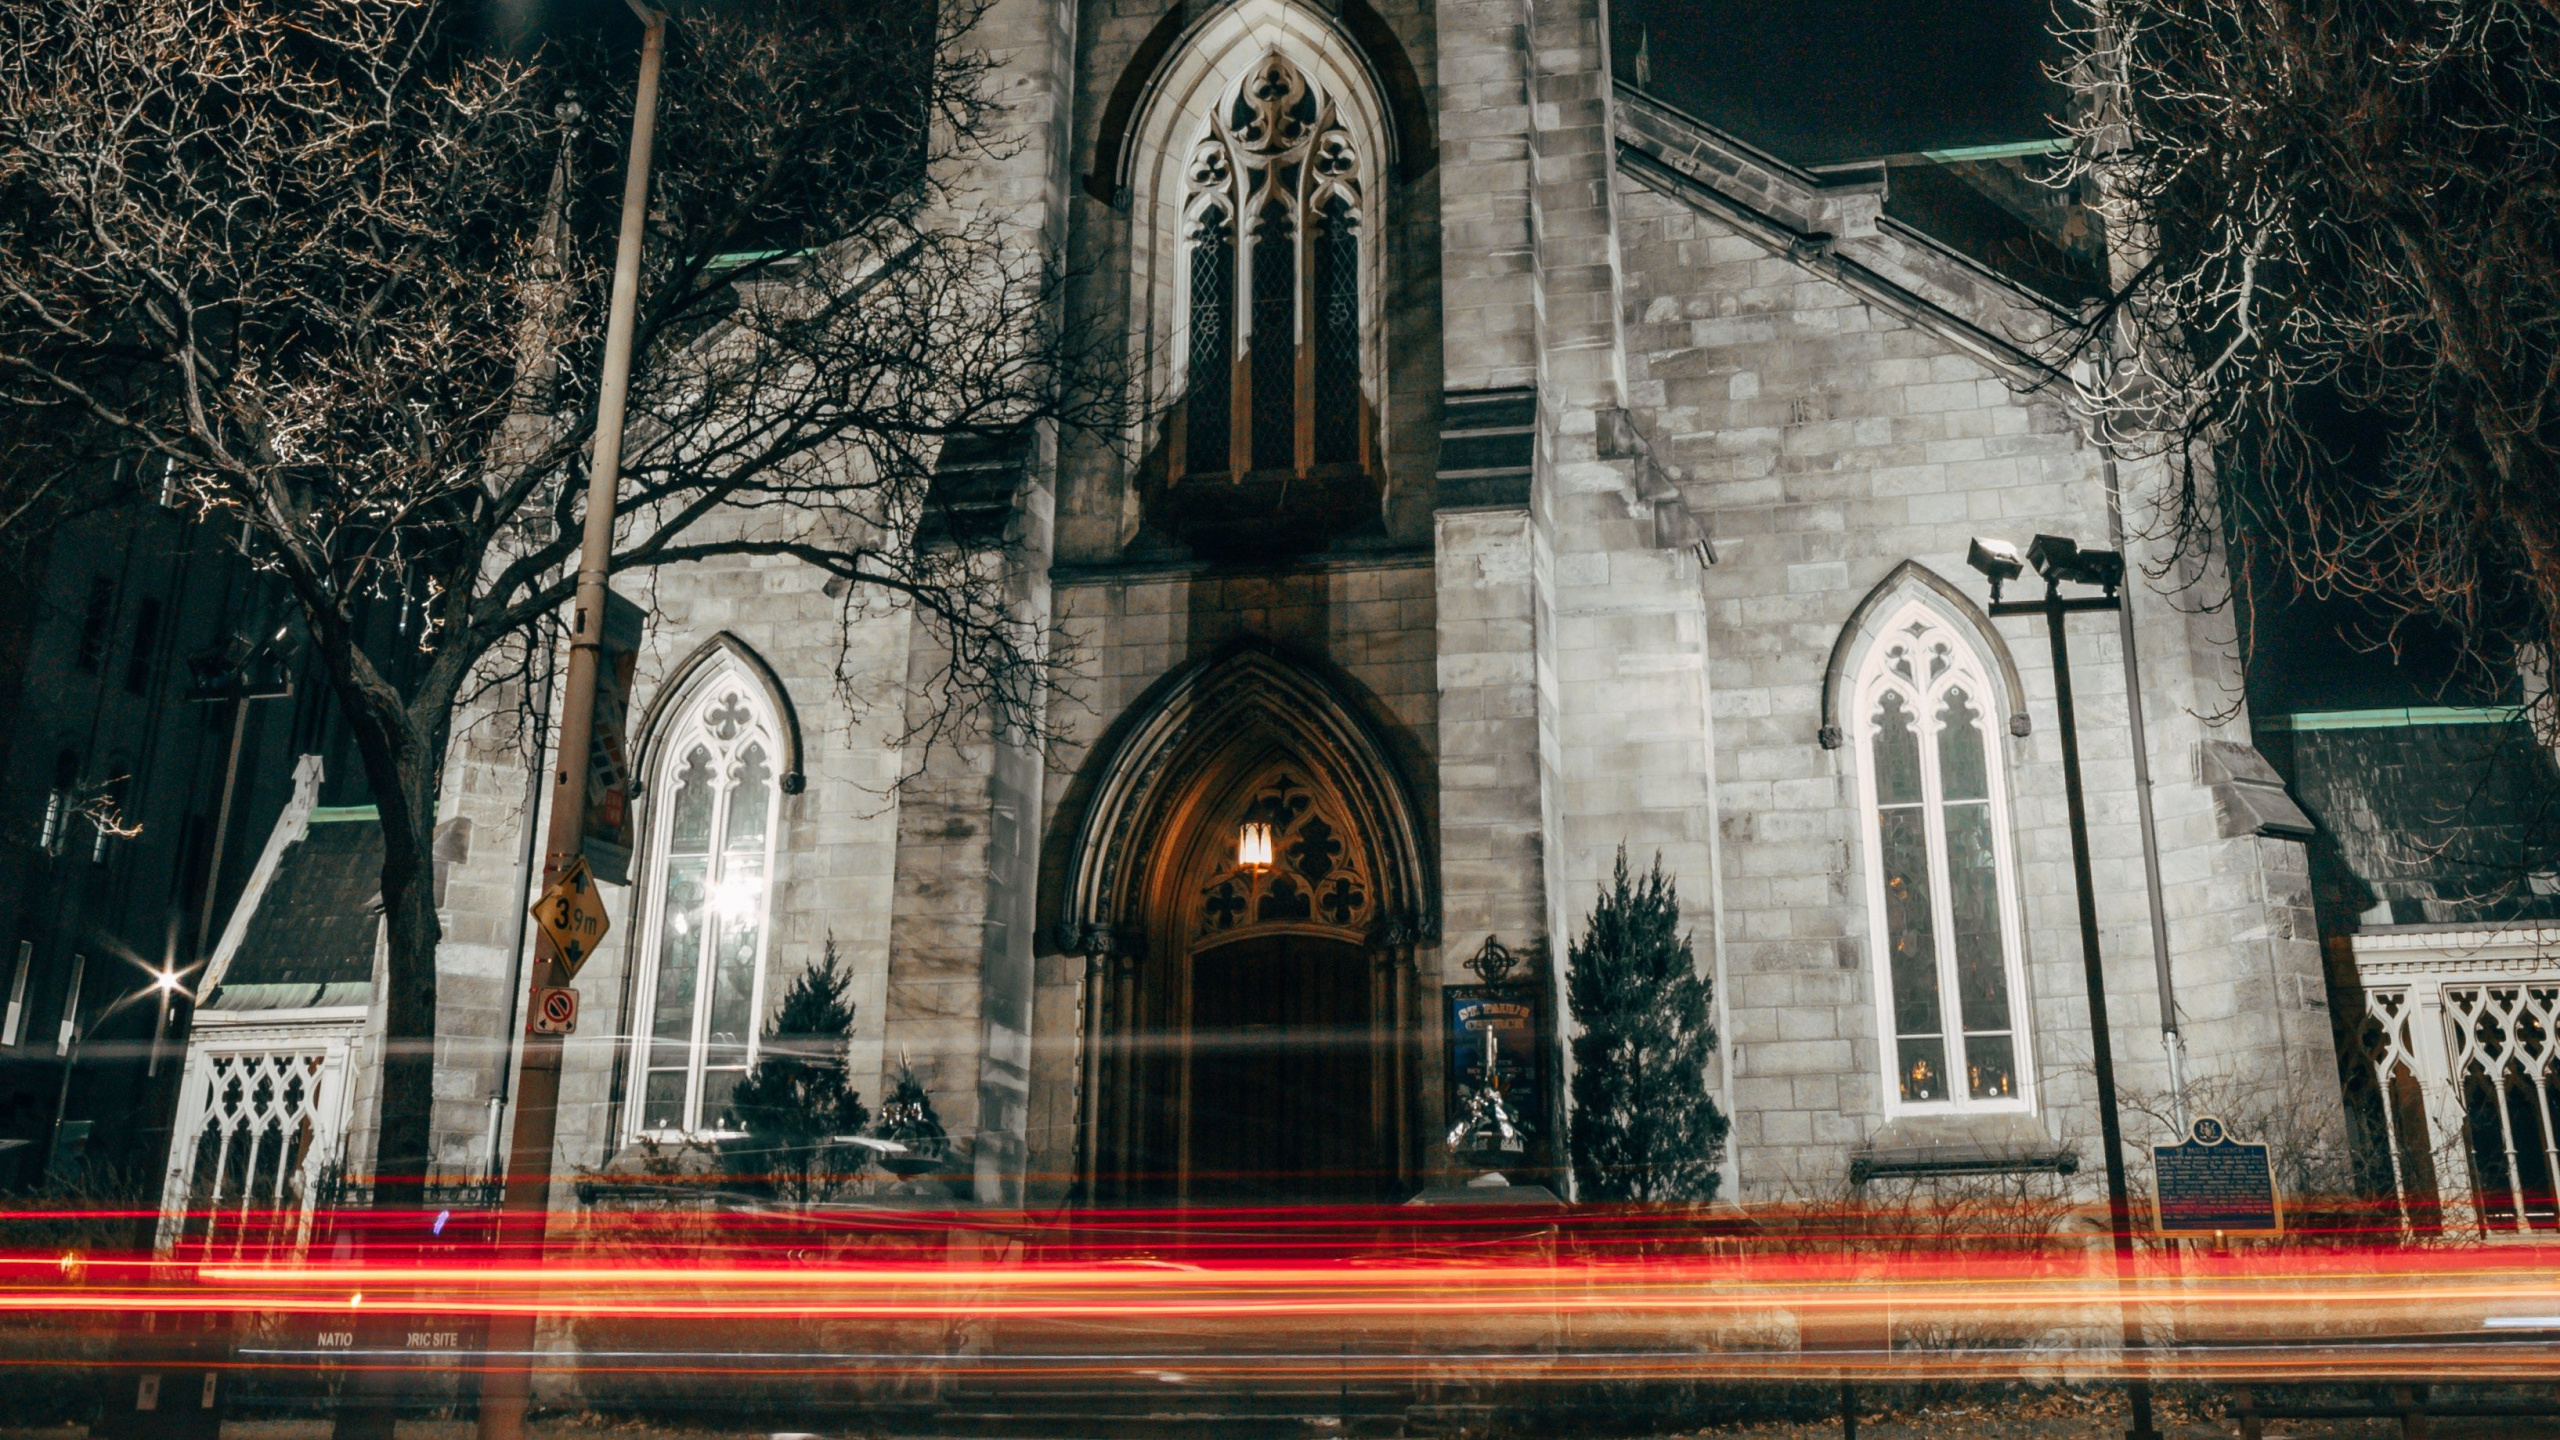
[1852,599,2034,1114]
[629,671,781,1139]
[1177,53,1369,483]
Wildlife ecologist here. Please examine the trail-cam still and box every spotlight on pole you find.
[1966,537,2026,601]
[2027,533,2125,595]
[1977,531,2156,1440]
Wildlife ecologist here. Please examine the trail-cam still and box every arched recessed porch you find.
[1054,644,1436,1205]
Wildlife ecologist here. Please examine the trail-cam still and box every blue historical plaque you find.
[2152,1115,2281,1234]
[1444,983,1541,1132]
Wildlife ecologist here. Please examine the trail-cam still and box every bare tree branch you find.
[0,0,1119,1207]
[2050,0,2560,729]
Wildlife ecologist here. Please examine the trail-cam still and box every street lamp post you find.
[1968,534,2160,1440]
[475,7,665,1440]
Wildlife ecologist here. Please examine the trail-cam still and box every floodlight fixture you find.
[2071,547,2127,595]
[2025,533,2127,595]
[1967,537,2026,600]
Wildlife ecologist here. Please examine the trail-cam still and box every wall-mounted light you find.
[1236,820,1274,873]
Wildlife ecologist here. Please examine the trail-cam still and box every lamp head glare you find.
[2071,547,2126,594]
[1966,537,2026,599]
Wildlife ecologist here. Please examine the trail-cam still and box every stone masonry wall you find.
[432,548,914,1204]
[1609,156,2340,1195]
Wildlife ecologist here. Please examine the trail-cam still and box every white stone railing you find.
[2350,924,2560,1238]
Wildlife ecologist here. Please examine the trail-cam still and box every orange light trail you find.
[2,1204,2555,1396]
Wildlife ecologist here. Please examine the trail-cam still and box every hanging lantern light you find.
[1236,820,1275,872]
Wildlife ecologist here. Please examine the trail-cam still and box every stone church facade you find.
[168,0,2345,1217]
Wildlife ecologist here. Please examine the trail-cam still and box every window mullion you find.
[742,739,777,1076]
[1987,688,2031,1107]
[1918,679,1970,1106]
[630,739,671,1144]
[687,744,731,1133]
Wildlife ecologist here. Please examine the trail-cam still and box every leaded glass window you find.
[1178,53,1367,480]
[1855,602,2030,1112]
[1183,142,1234,476]
[1311,196,1361,464]
[1249,207,1298,470]
[634,677,779,1137]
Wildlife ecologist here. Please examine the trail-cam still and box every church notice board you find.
[2152,1116,2281,1235]
[1444,983,1541,1129]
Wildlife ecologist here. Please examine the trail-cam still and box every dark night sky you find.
[1612,0,2067,165]
[479,0,641,52]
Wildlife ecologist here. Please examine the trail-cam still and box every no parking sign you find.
[529,985,578,1035]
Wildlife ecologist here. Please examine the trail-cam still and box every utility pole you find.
[475,9,663,1440]
[1972,533,2161,1440]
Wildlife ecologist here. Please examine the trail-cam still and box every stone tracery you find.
[1153,51,1379,553]
[1179,52,1367,484]
[1191,770,1376,942]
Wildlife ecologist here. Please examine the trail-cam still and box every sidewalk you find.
[2,1407,2548,1440]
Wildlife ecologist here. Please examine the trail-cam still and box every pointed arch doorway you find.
[1056,645,1436,1206]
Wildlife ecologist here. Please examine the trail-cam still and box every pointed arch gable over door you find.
[1055,642,1435,954]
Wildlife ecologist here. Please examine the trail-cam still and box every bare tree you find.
[0,0,1098,1197]
[2052,0,2560,709]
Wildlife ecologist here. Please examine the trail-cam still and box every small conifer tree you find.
[1566,849,1730,1202]
[730,938,870,1204]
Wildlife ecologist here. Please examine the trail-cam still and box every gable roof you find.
[1612,84,2076,385]
[213,811,382,1003]
[198,756,381,1013]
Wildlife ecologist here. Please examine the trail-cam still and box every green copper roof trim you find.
[307,805,380,824]
[707,247,808,270]
[2262,706,2524,732]
[1918,139,2070,163]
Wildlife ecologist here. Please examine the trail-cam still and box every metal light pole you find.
[1970,534,2160,1440]
[475,8,663,1440]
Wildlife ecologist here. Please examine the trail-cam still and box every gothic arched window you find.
[1178,53,1368,480]
[631,674,780,1137]
[1852,600,2033,1113]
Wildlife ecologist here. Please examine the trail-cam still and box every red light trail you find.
[2,1204,2555,1396]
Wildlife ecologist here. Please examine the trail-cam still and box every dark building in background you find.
[2267,715,2560,932]
[0,479,388,1196]
[2243,579,2560,1231]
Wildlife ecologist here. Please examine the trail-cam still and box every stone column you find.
[876,0,1076,1206]
[2406,977,2481,1231]
[883,448,1054,1206]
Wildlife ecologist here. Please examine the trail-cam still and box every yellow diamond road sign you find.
[533,855,610,978]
